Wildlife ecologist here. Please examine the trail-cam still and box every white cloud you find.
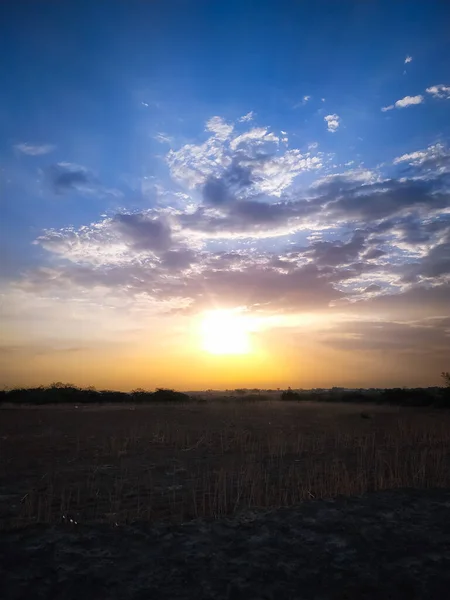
[404,56,413,64]
[312,168,379,189]
[249,149,322,196]
[425,84,450,99]
[205,116,234,141]
[395,95,424,108]
[382,95,424,112]
[303,95,311,103]
[393,143,448,167]
[166,118,324,201]
[14,143,55,156]
[230,127,279,151]
[167,137,230,188]
[324,114,340,133]
[238,111,255,123]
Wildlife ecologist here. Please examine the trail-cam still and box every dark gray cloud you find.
[401,234,450,282]
[363,248,386,260]
[179,198,315,235]
[45,163,123,199]
[303,231,366,267]
[161,249,197,270]
[318,178,448,223]
[202,162,253,205]
[112,214,172,252]
[47,163,93,194]
[373,214,450,247]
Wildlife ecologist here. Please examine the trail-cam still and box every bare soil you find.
[2,402,450,598]
[2,488,450,599]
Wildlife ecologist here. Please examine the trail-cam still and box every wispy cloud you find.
[14,143,55,156]
[154,132,173,144]
[324,114,340,132]
[381,94,424,111]
[425,84,450,99]
[294,95,311,108]
[238,111,255,122]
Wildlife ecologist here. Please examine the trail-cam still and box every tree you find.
[442,372,450,388]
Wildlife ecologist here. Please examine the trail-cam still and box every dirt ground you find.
[2,488,450,599]
[2,402,450,598]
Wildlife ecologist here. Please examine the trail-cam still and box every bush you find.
[152,388,191,402]
[281,388,302,401]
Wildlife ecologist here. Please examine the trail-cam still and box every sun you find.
[200,310,252,355]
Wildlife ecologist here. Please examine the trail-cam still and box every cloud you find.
[47,163,93,194]
[395,94,424,108]
[382,94,424,111]
[177,199,315,239]
[302,232,367,267]
[320,177,448,223]
[205,116,234,141]
[46,162,122,198]
[238,111,255,122]
[404,56,413,64]
[393,143,450,174]
[324,114,340,132]
[425,84,450,99]
[167,119,323,201]
[111,214,172,252]
[154,133,173,144]
[293,95,311,108]
[9,113,450,334]
[14,143,55,156]
[229,127,279,152]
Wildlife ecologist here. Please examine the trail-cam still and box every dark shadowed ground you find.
[2,488,450,599]
[2,403,450,598]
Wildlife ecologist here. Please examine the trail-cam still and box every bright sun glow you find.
[200,310,252,355]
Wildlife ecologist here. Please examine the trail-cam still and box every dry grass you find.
[1,401,450,528]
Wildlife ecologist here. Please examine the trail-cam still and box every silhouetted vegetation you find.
[281,387,303,401]
[442,372,450,388]
[0,383,190,405]
[1,378,450,407]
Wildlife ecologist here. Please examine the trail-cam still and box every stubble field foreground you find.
[2,400,450,599]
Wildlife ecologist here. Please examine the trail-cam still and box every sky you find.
[1,0,450,391]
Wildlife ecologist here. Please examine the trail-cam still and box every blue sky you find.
[1,1,449,389]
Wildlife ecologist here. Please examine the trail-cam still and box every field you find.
[1,399,450,529]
